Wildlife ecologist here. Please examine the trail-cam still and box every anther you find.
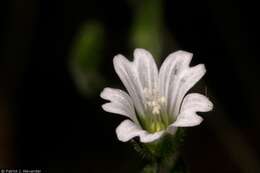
[143,88,166,115]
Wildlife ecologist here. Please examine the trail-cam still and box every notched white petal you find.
[113,55,145,115]
[140,130,164,143]
[180,93,213,112]
[170,112,203,127]
[133,48,159,89]
[116,120,164,143]
[158,50,193,112]
[159,50,193,90]
[100,87,131,103]
[171,93,213,127]
[102,103,131,117]
[172,64,206,116]
[116,120,140,142]
[100,87,138,123]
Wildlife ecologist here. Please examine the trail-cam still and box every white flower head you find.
[100,48,213,143]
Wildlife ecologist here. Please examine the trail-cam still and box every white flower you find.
[100,48,213,143]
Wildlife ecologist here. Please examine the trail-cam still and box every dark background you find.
[0,0,259,172]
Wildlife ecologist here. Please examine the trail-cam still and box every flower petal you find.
[113,55,145,115]
[116,120,165,143]
[158,50,192,116]
[133,48,159,90]
[170,93,213,127]
[171,64,206,116]
[100,87,138,123]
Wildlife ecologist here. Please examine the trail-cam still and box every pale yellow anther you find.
[143,88,167,115]
[159,97,166,104]
[151,101,156,106]
[152,105,160,114]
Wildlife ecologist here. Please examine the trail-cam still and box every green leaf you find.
[130,0,164,60]
[69,21,105,96]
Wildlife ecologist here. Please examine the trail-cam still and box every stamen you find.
[142,87,169,132]
[143,87,166,115]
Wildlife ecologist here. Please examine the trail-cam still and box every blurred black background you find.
[0,0,260,172]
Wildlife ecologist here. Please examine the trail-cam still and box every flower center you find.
[142,88,168,133]
[143,88,166,114]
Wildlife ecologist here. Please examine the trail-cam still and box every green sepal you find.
[132,128,187,173]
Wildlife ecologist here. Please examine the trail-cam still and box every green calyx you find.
[132,128,187,173]
[133,128,185,160]
[132,128,185,173]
